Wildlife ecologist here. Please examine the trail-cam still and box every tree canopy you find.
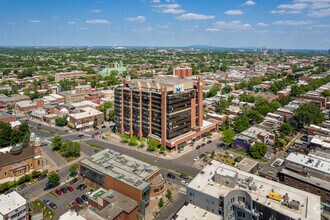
[294,103,325,126]
[221,129,236,145]
[249,142,268,159]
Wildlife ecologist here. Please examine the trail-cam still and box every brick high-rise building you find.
[173,67,193,78]
[114,76,216,151]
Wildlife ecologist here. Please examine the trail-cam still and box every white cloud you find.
[176,13,215,20]
[162,8,185,14]
[155,24,170,28]
[153,3,181,9]
[244,1,256,6]
[80,27,88,30]
[270,10,301,14]
[255,30,269,33]
[85,19,111,24]
[126,16,146,22]
[206,28,219,32]
[275,30,286,34]
[273,20,313,25]
[308,8,330,17]
[165,0,175,2]
[257,22,269,27]
[29,20,42,23]
[133,26,154,32]
[67,21,76,24]
[214,21,252,30]
[53,16,59,19]
[89,9,102,13]
[151,0,160,2]
[225,10,244,15]
[277,3,308,10]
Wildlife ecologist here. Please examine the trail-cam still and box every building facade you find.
[68,107,104,130]
[0,191,29,220]
[54,71,86,82]
[114,76,216,150]
[173,67,193,78]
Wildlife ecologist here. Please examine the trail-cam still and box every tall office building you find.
[114,76,216,150]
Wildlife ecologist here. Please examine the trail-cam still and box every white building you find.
[0,191,29,220]
[186,160,321,220]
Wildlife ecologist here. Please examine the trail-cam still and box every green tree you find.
[159,145,166,152]
[48,172,60,185]
[233,116,250,133]
[69,164,78,174]
[6,103,13,110]
[129,136,139,146]
[120,134,129,143]
[0,122,12,148]
[205,86,220,98]
[246,110,263,124]
[93,121,98,129]
[221,129,235,145]
[147,139,158,152]
[249,142,268,159]
[166,189,172,200]
[294,103,325,126]
[323,90,330,97]
[280,123,294,135]
[215,98,229,113]
[158,198,164,208]
[108,110,115,121]
[60,141,80,158]
[51,135,63,151]
[221,86,232,95]
[55,116,67,127]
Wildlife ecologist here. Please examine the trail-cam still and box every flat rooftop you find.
[69,107,102,120]
[175,204,221,220]
[80,149,160,191]
[188,160,321,220]
[0,191,27,215]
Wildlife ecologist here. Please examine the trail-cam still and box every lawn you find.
[227,148,267,162]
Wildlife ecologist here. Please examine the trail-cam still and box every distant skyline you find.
[0,0,329,49]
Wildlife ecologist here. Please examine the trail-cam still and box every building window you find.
[154,188,159,193]
[38,160,40,165]
[207,199,209,203]
[4,171,7,177]
[317,189,321,195]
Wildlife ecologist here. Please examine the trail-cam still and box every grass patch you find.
[49,191,58,198]
[86,143,105,150]
[31,199,56,220]
[227,148,267,163]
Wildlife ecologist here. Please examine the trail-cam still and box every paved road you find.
[155,193,186,220]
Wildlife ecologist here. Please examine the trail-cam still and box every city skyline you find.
[0,0,329,49]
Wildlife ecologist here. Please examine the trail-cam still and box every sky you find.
[0,0,329,49]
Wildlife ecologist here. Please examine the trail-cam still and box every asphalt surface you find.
[155,193,186,220]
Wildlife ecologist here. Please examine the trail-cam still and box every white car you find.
[181,180,189,186]
[193,157,199,162]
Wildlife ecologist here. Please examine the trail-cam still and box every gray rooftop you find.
[80,149,159,191]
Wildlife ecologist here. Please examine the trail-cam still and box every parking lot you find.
[39,179,91,217]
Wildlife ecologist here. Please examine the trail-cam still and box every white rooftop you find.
[311,135,330,149]
[286,152,330,175]
[69,107,102,120]
[0,191,27,215]
[176,204,221,220]
[59,210,87,220]
[188,160,321,220]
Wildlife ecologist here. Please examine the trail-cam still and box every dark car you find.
[70,172,77,177]
[78,134,84,138]
[38,173,47,181]
[77,184,87,191]
[201,143,206,147]
[207,140,212,144]
[60,186,67,193]
[17,184,27,191]
[94,149,100,153]
[43,182,59,191]
[75,197,84,206]
[81,195,88,201]
[179,173,188,179]
[300,135,308,142]
[101,125,106,129]
[70,178,78,185]
[199,153,206,159]
[195,145,201,150]
[167,173,176,179]
[49,202,57,209]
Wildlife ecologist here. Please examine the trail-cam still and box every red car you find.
[67,185,74,192]
[55,189,62,196]
[71,201,78,206]
[95,132,99,135]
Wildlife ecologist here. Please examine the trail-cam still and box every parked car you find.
[167,173,176,179]
[81,195,88,201]
[38,173,47,181]
[75,197,84,206]
[179,173,188,179]
[195,145,200,150]
[55,189,62,196]
[181,180,189,186]
[49,202,57,209]
[95,132,99,135]
[17,184,27,191]
[101,125,106,129]
[207,140,212,144]
[77,184,87,191]
[199,153,206,159]
[193,157,199,162]
[43,182,60,191]
[70,178,78,185]
[60,186,67,193]
[78,134,84,138]
[67,185,74,192]
[94,149,99,153]
[70,172,77,177]
[43,199,51,206]
[201,143,206,147]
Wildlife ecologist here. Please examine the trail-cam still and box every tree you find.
[249,142,268,159]
[51,135,63,151]
[70,164,78,174]
[55,116,67,127]
[205,86,220,98]
[0,122,12,148]
[246,110,263,124]
[233,116,250,133]
[48,172,60,185]
[221,129,235,145]
[215,98,229,113]
[108,110,115,121]
[221,86,232,95]
[323,90,330,97]
[147,139,158,152]
[158,198,164,208]
[159,145,166,152]
[280,123,294,135]
[294,103,325,126]
[6,103,13,110]
[121,134,129,143]
[60,141,80,157]
[129,136,138,147]
[93,121,98,129]
[166,189,172,200]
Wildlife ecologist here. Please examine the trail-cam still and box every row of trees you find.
[120,134,166,152]
[0,122,30,148]
[52,135,80,158]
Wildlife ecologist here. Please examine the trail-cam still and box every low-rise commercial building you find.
[79,149,164,215]
[68,107,104,130]
[55,70,86,82]
[187,160,321,220]
[0,191,29,220]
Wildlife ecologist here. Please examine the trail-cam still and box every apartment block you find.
[54,70,86,82]
[0,191,29,220]
[187,160,321,220]
[173,67,193,78]
[114,76,216,150]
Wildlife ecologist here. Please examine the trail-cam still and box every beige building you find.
[68,107,104,130]
[55,71,86,82]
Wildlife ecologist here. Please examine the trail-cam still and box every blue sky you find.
[0,0,329,49]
